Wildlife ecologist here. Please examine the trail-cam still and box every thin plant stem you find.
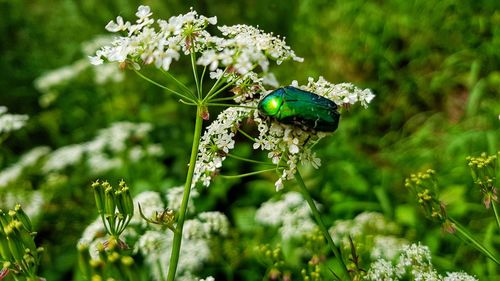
[189,45,201,99]
[206,103,256,109]
[166,106,204,281]
[204,79,237,102]
[237,128,256,142]
[159,69,196,99]
[491,201,500,230]
[200,65,207,93]
[294,171,351,280]
[450,217,500,265]
[134,70,196,103]
[209,96,237,102]
[227,153,280,166]
[205,67,229,98]
[219,168,279,179]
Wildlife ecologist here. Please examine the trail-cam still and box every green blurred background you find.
[1,0,499,280]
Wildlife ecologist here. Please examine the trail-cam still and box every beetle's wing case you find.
[277,87,340,132]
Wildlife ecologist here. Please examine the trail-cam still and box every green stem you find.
[450,217,500,265]
[159,69,196,99]
[190,45,201,99]
[237,128,256,142]
[206,103,256,109]
[209,96,237,102]
[219,168,278,179]
[166,106,204,281]
[227,153,279,166]
[491,201,500,231]
[294,171,351,280]
[204,79,237,102]
[205,67,229,98]
[134,70,196,103]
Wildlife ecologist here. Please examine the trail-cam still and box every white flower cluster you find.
[135,211,228,281]
[329,211,401,247]
[292,76,375,108]
[194,76,374,191]
[35,35,123,103]
[166,185,199,213]
[193,107,252,187]
[91,5,301,76]
[91,6,216,70]
[198,24,302,75]
[136,229,210,281]
[255,191,316,239]
[364,243,478,281]
[329,212,412,263]
[183,211,229,239]
[42,122,160,174]
[0,106,29,136]
[0,146,50,188]
[131,191,165,226]
[251,110,322,191]
[1,190,45,218]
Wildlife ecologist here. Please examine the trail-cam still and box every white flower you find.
[371,236,408,260]
[136,5,152,19]
[166,186,199,213]
[79,218,106,246]
[443,272,477,281]
[365,242,477,281]
[136,229,210,280]
[0,107,29,135]
[105,16,130,32]
[193,107,252,187]
[183,211,229,239]
[364,259,399,281]
[255,191,316,239]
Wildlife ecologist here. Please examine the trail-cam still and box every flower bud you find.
[14,204,33,233]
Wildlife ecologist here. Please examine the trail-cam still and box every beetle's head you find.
[258,92,284,117]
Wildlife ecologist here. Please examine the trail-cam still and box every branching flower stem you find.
[449,217,500,265]
[294,171,351,281]
[219,168,279,179]
[492,201,500,230]
[134,70,196,103]
[166,106,204,281]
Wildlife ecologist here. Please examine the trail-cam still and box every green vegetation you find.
[0,0,498,280]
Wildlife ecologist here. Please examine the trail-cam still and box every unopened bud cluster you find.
[91,180,134,238]
[467,152,498,208]
[78,236,137,281]
[255,244,289,280]
[0,204,43,280]
[405,169,455,233]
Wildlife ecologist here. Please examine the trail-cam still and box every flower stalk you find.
[166,106,204,281]
[294,171,351,280]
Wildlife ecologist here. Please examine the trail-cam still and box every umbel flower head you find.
[193,77,374,191]
[467,152,498,208]
[405,169,455,233]
[91,5,374,191]
[90,5,302,74]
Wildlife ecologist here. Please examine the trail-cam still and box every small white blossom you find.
[443,272,478,281]
[166,185,199,213]
[79,218,106,246]
[365,259,399,281]
[193,106,252,187]
[0,106,29,135]
[136,229,210,280]
[255,191,316,239]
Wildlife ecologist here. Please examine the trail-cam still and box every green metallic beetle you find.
[258,86,340,132]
